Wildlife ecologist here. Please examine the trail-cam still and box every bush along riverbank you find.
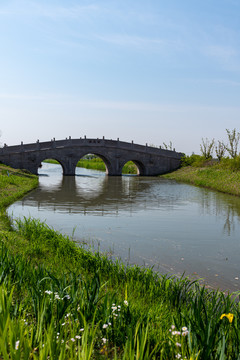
[1,165,240,358]
[163,155,240,197]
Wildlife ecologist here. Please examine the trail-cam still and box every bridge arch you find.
[37,157,69,175]
[75,152,113,175]
[120,159,146,176]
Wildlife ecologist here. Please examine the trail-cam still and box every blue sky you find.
[0,0,240,154]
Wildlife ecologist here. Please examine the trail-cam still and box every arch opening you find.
[38,158,64,175]
[76,153,110,174]
[121,160,145,176]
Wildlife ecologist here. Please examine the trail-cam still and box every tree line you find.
[200,128,240,160]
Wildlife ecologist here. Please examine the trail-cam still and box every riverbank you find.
[1,165,240,358]
[163,165,240,197]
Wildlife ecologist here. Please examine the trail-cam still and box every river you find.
[7,162,240,292]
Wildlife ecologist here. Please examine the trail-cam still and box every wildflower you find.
[15,340,20,350]
[176,342,181,347]
[103,324,108,329]
[182,331,188,336]
[55,294,61,300]
[171,325,175,330]
[71,338,75,342]
[124,300,128,306]
[220,313,234,323]
[172,331,181,336]
[175,354,181,359]
[108,322,112,326]
[102,338,107,344]
[75,335,81,339]
[45,290,52,295]
[181,327,187,332]
[80,328,84,332]
[61,322,65,326]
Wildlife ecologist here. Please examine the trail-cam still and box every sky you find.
[0,0,240,155]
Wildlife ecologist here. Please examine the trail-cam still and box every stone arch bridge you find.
[0,137,183,176]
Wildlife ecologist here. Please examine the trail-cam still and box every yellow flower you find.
[220,313,234,323]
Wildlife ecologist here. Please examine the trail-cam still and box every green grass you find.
[1,164,240,358]
[163,166,240,196]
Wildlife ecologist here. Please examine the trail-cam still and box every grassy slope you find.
[163,166,240,197]
[1,164,240,358]
[0,164,38,232]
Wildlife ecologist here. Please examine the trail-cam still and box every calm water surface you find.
[8,163,240,292]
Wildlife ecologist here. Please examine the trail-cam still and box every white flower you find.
[75,335,81,339]
[80,328,84,332]
[175,354,181,359]
[182,331,189,336]
[171,325,175,330]
[181,326,188,332]
[176,342,181,347]
[15,340,20,350]
[124,300,128,306]
[71,338,75,342]
[102,338,107,344]
[102,324,108,329]
[172,331,181,336]
[45,290,52,295]
[108,322,112,326]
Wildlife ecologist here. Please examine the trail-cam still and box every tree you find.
[225,128,240,158]
[162,141,173,150]
[200,138,215,159]
[215,140,226,161]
